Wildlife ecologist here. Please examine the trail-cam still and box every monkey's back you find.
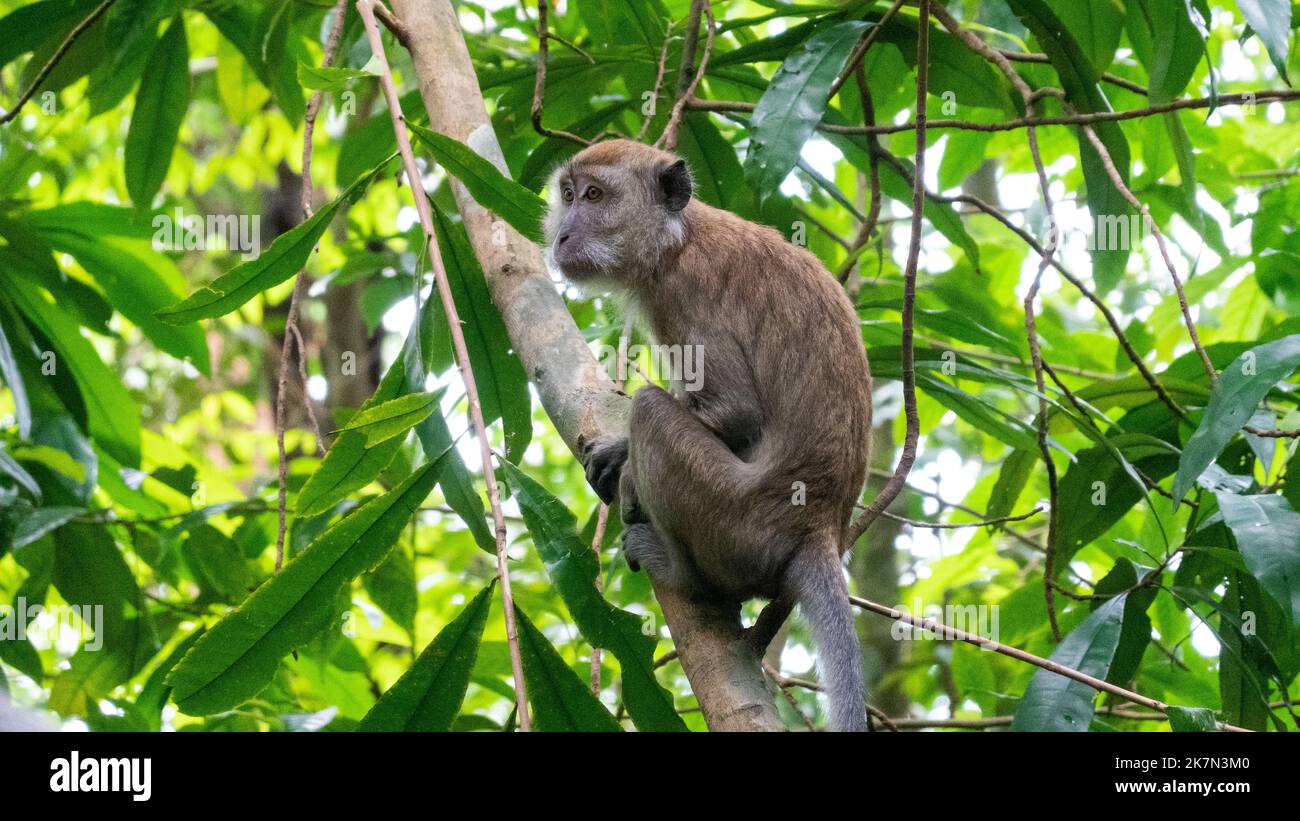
[649,201,872,552]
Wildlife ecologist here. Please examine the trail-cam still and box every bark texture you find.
[393,0,781,731]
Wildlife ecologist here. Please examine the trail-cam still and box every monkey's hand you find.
[580,436,629,505]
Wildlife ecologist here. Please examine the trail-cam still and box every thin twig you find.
[826,0,908,100]
[586,505,610,697]
[685,88,1300,135]
[933,3,1062,640]
[846,0,929,546]
[657,0,715,151]
[357,0,532,731]
[371,2,408,46]
[1244,426,1300,438]
[545,32,594,63]
[998,50,1149,96]
[878,151,1187,421]
[275,0,350,573]
[531,0,590,146]
[795,205,853,250]
[288,322,326,454]
[636,21,675,141]
[761,662,817,731]
[589,312,633,695]
[838,68,883,285]
[863,470,1043,554]
[881,506,1042,530]
[0,0,116,125]
[1077,120,1217,385]
[848,594,1251,732]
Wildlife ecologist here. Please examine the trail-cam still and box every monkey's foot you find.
[581,436,628,505]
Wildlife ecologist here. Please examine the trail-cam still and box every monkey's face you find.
[544,141,693,284]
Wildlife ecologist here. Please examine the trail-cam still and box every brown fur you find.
[546,139,872,730]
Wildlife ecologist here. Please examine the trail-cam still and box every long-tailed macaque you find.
[545,139,872,731]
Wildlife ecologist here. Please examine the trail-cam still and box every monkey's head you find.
[544,139,693,285]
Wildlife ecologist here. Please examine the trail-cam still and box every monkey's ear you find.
[658,159,692,212]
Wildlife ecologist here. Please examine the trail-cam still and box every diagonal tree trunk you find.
[391,0,782,731]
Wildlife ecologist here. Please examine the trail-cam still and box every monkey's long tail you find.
[785,538,866,732]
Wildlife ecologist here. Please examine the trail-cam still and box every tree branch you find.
[849,595,1251,732]
[358,0,531,731]
[390,0,782,731]
[275,0,349,572]
[657,0,715,151]
[826,0,907,100]
[530,0,590,146]
[0,0,116,125]
[847,0,929,545]
[686,89,1300,135]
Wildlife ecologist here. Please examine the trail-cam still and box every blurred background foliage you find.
[0,0,1298,732]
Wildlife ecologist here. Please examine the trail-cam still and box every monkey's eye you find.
[561,187,574,204]
[583,186,603,202]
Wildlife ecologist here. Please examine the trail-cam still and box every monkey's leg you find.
[629,385,752,510]
[629,385,775,594]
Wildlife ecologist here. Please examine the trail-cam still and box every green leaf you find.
[1,269,142,468]
[156,160,390,325]
[881,20,1016,112]
[0,0,89,67]
[167,459,442,715]
[675,111,748,212]
[1235,1,1291,84]
[181,524,252,604]
[48,523,158,715]
[24,222,209,374]
[13,506,83,548]
[514,605,622,732]
[502,461,687,732]
[1166,705,1221,732]
[874,159,983,269]
[336,90,423,187]
[363,547,417,636]
[429,200,532,462]
[1215,492,1300,629]
[124,16,189,208]
[1172,335,1300,504]
[296,63,373,93]
[358,582,493,731]
[259,0,305,121]
[336,391,440,447]
[0,444,41,500]
[1130,0,1204,103]
[1046,0,1124,74]
[916,374,1039,451]
[988,448,1035,521]
[135,628,203,732]
[1091,559,1159,685]
[408,123,547,244]
[1057,436,1179,566]
[0,271,32,441]
[1214,571,1279,729]
[1011,594,1127,731]
[743,21,868,201]
[296,287,482,545]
